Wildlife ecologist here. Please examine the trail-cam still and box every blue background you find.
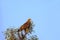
[0,0,60,40]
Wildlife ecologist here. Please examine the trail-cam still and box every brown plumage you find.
[18,18,32,34]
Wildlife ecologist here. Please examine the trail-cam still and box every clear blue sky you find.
[0,0,60,40]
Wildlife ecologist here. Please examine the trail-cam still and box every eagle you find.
[18,18,33,34]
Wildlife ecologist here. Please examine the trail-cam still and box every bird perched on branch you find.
[18,18,33,35]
